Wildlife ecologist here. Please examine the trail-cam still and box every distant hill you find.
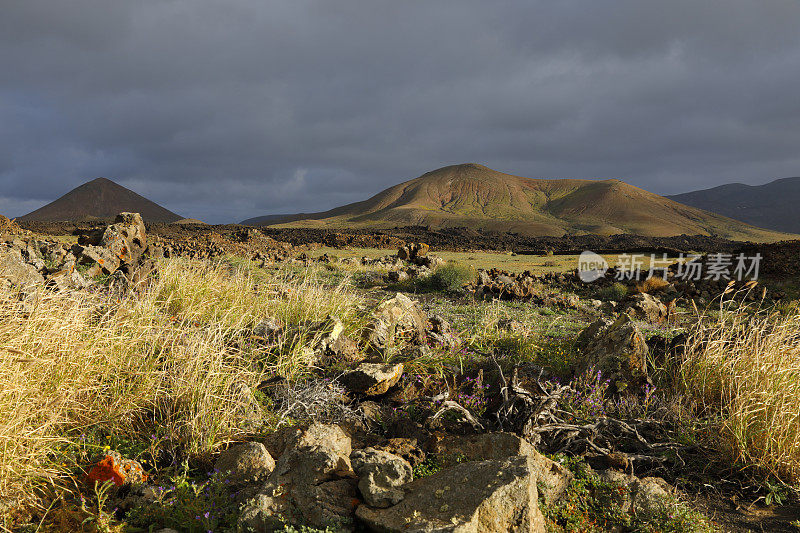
[248,163,789,241]
[19,178,182,223]
[667,177,800,234]
[240,213,310,226]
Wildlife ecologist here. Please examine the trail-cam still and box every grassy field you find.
[2,253,799,532]
[311,246,685,274]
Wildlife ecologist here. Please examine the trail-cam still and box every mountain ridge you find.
[667,177,800,233]
[245,163,789,242]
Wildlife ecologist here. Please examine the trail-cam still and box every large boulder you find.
[356,455,546,533]
[351,448,412,508]
[620,293,669,323]
[214,442,275,485]
[576,315,650,392]
[313,316,363,366]
[340,363,404,396]
[0,246,44,289]
[363,293,427,356]
[239,424,357,532]
[597,470,674,515]
[78,212,148,277]
[427,432,572,505]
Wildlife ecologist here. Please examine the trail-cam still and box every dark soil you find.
[18,221,767,254]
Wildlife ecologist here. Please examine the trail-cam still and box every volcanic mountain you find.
[252,163,789,241]
[19,178,182,223]
[667,177,800,234]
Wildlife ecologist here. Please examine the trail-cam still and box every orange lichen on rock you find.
[85,450,147,487]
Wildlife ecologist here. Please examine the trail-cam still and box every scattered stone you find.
[253,317,284,340]
[397,242,430,263]
[85,450,147,487]
[497,318,527,335]
[215,442,275,485]
[631,477,674,514]
[426,315,460,348]
[340,362,404,396]
[386,270,409,283]
[317,318,362,364]
[351,448,413,508]
[597,470,673,515]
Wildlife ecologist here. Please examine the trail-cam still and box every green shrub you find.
[426,262,475,292]
[542,456,712,532]
[598,282,628,301]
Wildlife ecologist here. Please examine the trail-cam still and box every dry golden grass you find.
[680,300,800,483]
[0,257,362,507]
[636,276,670,294]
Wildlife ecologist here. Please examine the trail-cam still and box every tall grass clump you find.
[0,257,363,507]
[680,300,800,483]
[426,261,476,292]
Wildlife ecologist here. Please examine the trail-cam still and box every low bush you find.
[598,282,628,301]
[542,456,712,532]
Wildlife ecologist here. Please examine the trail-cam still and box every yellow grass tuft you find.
[680,302,800,483]
[636,276,670,294]
[0,257,362,507]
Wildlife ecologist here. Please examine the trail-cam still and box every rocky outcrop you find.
[0,215,22,236]
[363,293,427,356]
[76,212,148,277]
[356,455,546,533]
[471,269,581,308]
[0,212,162,295]
[427,432,572,505]
[0,246,44,289]
[620,292,669,323]
[576,315,650,392]
[239,424,357,532]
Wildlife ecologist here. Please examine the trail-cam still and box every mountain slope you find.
[252,163,789,241]
[667,177,800,233]
[19,178,182,223]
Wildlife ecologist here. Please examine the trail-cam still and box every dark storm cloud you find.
[2,0,800,222]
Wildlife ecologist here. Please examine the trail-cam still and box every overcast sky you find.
[2,1,800,223]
